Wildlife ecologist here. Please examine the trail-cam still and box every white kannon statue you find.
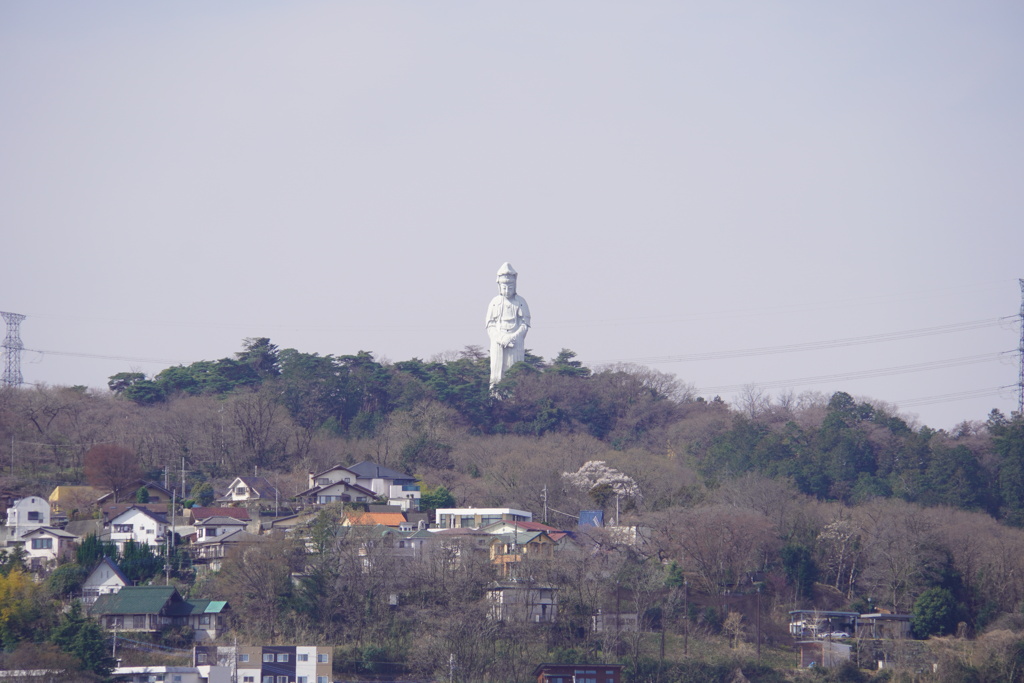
[485,262,531,388]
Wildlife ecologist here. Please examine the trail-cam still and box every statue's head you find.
[496,262,518,298]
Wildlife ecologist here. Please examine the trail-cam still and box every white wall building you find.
[107,506,169,551]
[5,495,50,536]
[434,507,531,529]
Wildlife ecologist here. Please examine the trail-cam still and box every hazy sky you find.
[2,2,1023,431]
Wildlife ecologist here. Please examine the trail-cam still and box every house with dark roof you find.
[298,466,378,506]
[89,585,230,641]
[533,663,622,683]
[20,526,77,572]
[82,557,132,604]
[106,505,169,551]
[191,529,265,572]
[194,515,248,542]
[97,480,173,505]
[219,476,280,507]
[348,461,421,511]
[184,506,251,523]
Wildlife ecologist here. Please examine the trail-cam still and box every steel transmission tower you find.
[1019,279,1024,415]
[1,311,26,387]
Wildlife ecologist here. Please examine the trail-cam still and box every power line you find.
[895,386,1015,409]
[698,351,1010,395]
[25,348,187,366]
[594,317,1011,365]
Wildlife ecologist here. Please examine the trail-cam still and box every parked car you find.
[818,631,850,639]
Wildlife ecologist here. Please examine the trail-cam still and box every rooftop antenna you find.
[1,312,26,387]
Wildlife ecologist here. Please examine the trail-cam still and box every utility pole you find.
[1,311,26,387]
[683,579,689,657]
[756,584,762,664]
[542,484,548,524]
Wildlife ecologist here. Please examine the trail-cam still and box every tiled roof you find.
[348,461,414,481]
[194,516,247,527]
[188,507,250,522]
[107,505,170,525]
[344,511,407,527]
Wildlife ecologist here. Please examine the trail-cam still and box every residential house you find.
[858,612,912,639]
[486,582,558,623]
[112,665,230,683]
[298,465,378,506]
[63,518,105,545]
[90,585,230,641]
[434,507,531,530]
[488,531,556,577]
[193,645,332,683]
[20,526,76,571]
[107,505,169,551]
[5,495,50,536]
[533,663,622,683]
[342,510,408,529]
[185,506,251,525]
[48,485,105,517]
[789,610,859,639]
[348,461,422,511]
[191,529,264,572]
[97,480,173,505]
[194,515,249,543]
[219,477,281,508]
[480,519,574,546]
[102,502,170,524]
[81,557,132,604]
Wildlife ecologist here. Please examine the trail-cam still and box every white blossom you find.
[562,460,641,499]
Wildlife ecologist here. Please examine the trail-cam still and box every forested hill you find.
[84,337,1024,525]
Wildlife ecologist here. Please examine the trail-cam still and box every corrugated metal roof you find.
[90,586,178,615]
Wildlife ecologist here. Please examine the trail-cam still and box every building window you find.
[27,510,41,521]
[243,678,255,683]
[277,653,289,662]
[114,524,133,533]
[317,677,329,683]
[277,677,288,683]
[173,676,183,683]
[200,615,210,624]
[298,678,308,683]
[197,653,207,663]
[317,654,329,663]
[297,653,308,662]
[238,654,249,662]
[31,538,53,550]
[263,677,273,683]
[263,653,274,662]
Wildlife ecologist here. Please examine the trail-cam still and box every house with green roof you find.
[89,585,230,641]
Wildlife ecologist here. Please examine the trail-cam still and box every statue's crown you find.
[496,262,518,280]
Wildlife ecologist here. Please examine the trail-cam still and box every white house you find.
[5,495,50,536]
[193,516,248,543]
[82,556,132,604]
[218,477,280,506]
[20,526,76,571]
[348,462,422,511]
[434,507,532,530]
[298,465,378,506]
[107,505,169,551]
